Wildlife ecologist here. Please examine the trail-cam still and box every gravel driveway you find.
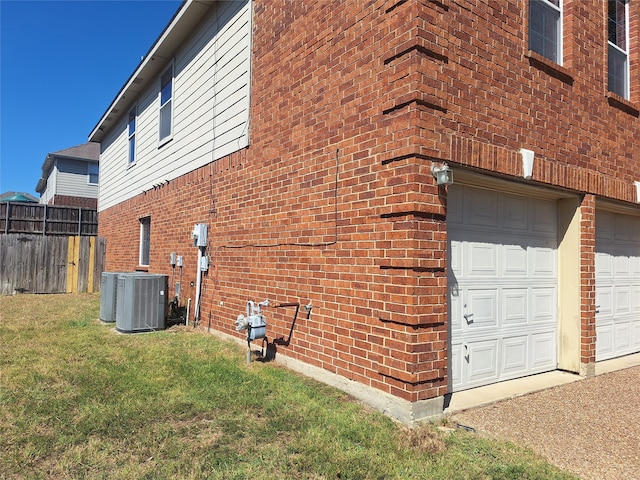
[450,366,640,480]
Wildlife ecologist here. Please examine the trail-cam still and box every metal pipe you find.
[273,302,300,308]
[194,247,203,325]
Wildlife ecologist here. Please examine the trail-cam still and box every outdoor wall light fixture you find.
[431,163,453,185]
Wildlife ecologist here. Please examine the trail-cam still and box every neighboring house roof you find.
[89,0,209,143]
[36,142,100,193]
[0,191,38,203]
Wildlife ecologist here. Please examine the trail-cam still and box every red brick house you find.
[90,0,640,422]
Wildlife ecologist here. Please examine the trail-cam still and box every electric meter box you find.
[192,223,208,247]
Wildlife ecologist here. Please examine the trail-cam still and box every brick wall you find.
[50,195,98,209]
[99,0,639,404]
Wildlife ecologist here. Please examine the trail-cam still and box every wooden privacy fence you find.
[0,234,106,295]
[0,202,98,236]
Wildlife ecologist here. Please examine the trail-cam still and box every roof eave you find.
[88,0,215,143]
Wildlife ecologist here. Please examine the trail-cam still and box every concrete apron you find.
[444,352,640,414]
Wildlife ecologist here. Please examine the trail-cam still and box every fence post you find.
[87,236,96,292]
[4,203,9,234]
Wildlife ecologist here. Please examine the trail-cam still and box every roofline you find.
[88,0,216,143]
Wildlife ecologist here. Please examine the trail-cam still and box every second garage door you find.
[448,184,558,392]
[595,210,640,361]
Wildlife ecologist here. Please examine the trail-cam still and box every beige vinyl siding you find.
[98,0,251,212]
[98,117,129,211]
[55,159,99,199]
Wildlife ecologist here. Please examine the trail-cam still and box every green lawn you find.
[0,294,577,479]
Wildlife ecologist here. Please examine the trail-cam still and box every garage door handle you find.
[464,313,474,324]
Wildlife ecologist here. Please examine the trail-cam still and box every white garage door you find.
[448,184,558,392]
[595,211,640,361]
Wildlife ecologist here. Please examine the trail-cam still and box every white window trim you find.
[87,162,99,185]
[159,62,174,147]
[139,216,151,267]
[608,0,630,99]
[128,104,137,167]
[530,0,563,66]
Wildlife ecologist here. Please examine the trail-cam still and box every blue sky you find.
[0,0,182,196]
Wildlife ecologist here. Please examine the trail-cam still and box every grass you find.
[0,293,577,480]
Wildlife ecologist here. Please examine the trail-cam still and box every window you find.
[139,216,151,267]
[529,0,562,64]
[159,65,173,142]
[128,107,136,164]
[88,163,99,185]
[608,0,629,99]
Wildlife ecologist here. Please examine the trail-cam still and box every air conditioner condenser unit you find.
[115,273,168,333]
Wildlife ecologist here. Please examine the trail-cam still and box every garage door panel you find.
[503,288,527,326]
[596,286,613,316]
[465,289,498,329]
[531,201,557,234]
[502,336,528,375]
[597,213,614,240]
[633,286,640,311]
[614,255,631,276]
[531,331,556,369]
[447,188,463,225]
[632,221,640,242]
[503,244,527,275]
[449,240,462,277]
[614,287,631,314]
[467,190,498,228]
[502,196,529,231]
[466,340,498,384]
[596,252,613,277]
[531,247,556,277]
[450,343,463,389]
[450,288,463,332]
[532,287,556,323]
[633,257,640,275]
[596,325,614,358]
[468,243,498,277]
[613,216,631,241]
[614,323,632,351]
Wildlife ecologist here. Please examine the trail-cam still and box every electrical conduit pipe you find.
[194,246,203,325]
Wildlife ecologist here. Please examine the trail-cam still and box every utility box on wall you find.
[192,223,208,247]
[115,273,168,333]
